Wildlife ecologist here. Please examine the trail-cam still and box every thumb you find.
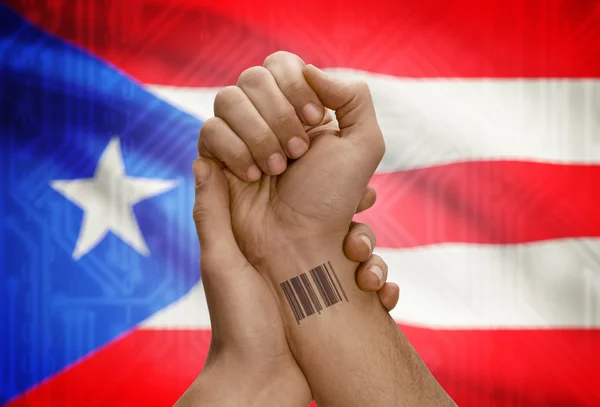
[303,64,385,158]
[192,157,248,275]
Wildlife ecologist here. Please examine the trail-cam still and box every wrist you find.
[256,239,349,296]
[253,230,349,276]
[256,237,381,326]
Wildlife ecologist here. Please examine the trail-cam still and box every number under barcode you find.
[280,261,349,324]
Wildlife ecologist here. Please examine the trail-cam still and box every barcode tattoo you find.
[280,262,349,324]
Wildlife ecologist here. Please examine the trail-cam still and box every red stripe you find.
[6,330,208,407]
[6,0,600,86]
[355,161,600,248]
[7,327,600,406]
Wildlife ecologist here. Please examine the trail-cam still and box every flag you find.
[1,0,599,406]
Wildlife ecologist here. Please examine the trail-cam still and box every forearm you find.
[261,241,456,407]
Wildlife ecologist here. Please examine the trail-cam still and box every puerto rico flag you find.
[1,0,599,406]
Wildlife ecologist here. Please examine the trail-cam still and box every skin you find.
[201,61,386,272]
[192,51,456,407]
[176,56,399,404]
[177,177,397,407]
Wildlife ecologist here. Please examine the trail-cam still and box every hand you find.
[199,52,384,280]
[198,52,327,181]
[175,158,398,406]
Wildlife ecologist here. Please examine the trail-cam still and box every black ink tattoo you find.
[280,262,348,324]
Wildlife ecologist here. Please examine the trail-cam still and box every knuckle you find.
[353,80,371,96]
[347,80,373,107]
[199,117,220,140]
[199,121,222,153]
[214,86,244,114]
[252,132,275,150]
[199,118,226,152]
[229,144,250,162]
[269,107,296,130]
[278,78,306,96]
[237,66,271,88]
[263,50,298,67]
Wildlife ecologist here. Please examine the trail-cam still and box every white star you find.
[50,137,177,260]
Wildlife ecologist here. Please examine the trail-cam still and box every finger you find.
[214,86,287,175]
[237,66,309,159]
[192,157,269,341]
[198,117,262,182]
[356,185,377,214]
[378,283,400,312]
[264,51,325,127]
[192,157,250,278]
[344,222,375,263]
[302,64,385,163]
[356,254,387,292]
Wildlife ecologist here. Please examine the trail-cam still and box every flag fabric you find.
[1,0,599,406]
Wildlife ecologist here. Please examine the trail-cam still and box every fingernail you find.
[193,158,211,184]
[359,234,372,253]
[302,102,323,125]
[267,153,286,174]
[287,137,308,159]
[368,265,383,284]
[246,164,261,181]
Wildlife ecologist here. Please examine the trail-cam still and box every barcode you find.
[280,261,349,324]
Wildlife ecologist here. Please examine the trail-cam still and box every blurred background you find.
[1,0,599,405]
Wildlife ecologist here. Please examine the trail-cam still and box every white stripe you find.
[147,71,600,171]
[142,238,600,329]
[142,282,211,329]
[382,239,600,328]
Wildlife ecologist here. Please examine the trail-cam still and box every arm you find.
[263,240,454,407]
[175,153,401,407]
[197,51,456,407]
[260,65,456,407]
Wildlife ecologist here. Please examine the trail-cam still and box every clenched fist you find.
[198,52,385,283]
